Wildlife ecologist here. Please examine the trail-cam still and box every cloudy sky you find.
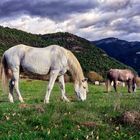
[0,0,140,41]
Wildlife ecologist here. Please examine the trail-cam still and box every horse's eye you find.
[83,86,86,89]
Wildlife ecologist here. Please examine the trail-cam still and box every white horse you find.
[1,44,88,103]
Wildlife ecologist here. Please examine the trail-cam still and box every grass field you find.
[0,79,140,140]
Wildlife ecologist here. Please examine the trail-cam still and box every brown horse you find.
[106,69,136,93]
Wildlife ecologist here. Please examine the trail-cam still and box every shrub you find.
[64,74,71,82]
[86,71,104,82]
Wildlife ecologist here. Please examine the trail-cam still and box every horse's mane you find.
[61,48,84,83]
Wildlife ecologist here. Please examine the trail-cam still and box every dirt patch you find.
[68,96,77,102]
[19,104,45,113]
[80,121,98,128]
[34,104,45,113]
[26,79,33,82]
[19,103,31,109]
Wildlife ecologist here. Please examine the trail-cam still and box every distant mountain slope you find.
[92,38,140,74]
[0,26,133,77]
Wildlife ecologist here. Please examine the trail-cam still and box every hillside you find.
[92,38,140,74]
[0,26,132,77]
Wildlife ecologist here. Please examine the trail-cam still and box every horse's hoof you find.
[8,95,14,103]
[61,97,70,102]
[20,100,24,103]
[64,99,70,103]
[9,99,14,103]
[44,100,49,104]
[9,101,14,103]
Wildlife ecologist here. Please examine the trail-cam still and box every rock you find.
[122,111,140,125]
[95,81,100,85]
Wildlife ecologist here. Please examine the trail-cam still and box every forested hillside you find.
[0,26,132,77]
[92,38,140,75]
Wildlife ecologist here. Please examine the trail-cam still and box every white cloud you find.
[0,16,58,34]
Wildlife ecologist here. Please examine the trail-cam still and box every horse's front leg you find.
[132,79,136,93]
[44,70,59,104]
[58,75,70,102]
[127,79,131,93]
[113,80,117,93]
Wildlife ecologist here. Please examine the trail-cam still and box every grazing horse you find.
[1,44,88,103]
[106,69,136,93]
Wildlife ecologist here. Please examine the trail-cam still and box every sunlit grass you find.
[0,79,140,139]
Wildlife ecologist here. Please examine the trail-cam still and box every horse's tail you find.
[1,55,10,93]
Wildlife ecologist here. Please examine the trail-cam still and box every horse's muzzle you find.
[75,91,86,101]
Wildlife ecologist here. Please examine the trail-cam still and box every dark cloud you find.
[112,18,140,34]
[77,16,111,29]
[76,0,140,40]
[0,0,98,21]
[101,0,131,12]
[126,4,140,18]
[76,11,116,29]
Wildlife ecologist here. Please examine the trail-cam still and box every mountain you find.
[0,26,133,77]
[92,37,140,74]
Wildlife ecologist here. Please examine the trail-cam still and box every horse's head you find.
[75,78,88,101]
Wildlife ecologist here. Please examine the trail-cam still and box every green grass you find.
[0,79,140,140]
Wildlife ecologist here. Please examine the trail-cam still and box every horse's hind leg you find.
[58,75,70,102]
[44,70,59,104]
[106,79,112,92]
[8,78,15,103]
[13,67,24,103]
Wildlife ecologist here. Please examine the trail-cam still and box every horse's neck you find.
[67,51,84,84]
[71,67,84,83]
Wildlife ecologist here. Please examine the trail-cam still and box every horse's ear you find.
[82,78,88,82]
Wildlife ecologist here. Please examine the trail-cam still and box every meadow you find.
[0,79,140,140]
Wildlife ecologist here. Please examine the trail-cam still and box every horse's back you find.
[21,47,49,74]
[22,45,68,74]
[3,44,69,74]
[107,68,134,81]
